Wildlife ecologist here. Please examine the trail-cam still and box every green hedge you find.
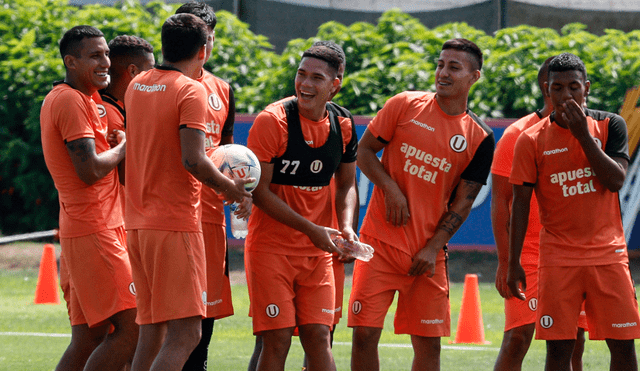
[2,0,640,234]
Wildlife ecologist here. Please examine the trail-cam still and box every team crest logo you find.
[450,135,467,153]
[528,298,537,311]
[540,315,554,329]
[594,137,602,149]
[208,93,222,111]
[310,160,323,173]
[129,282,136,295]
[352,301,362,315]
[96,104,106,118]
[266,304,280,318]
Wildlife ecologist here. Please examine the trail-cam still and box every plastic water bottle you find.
[229,203,248,239]
[332,237,374,262]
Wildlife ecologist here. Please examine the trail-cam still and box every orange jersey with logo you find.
[40,83,123,238]
[510,110,629,267]
[359,92,494,256]
[124,67,208,232]
[246,100,357,256]
[491,112,544,266]
[197,70,233,225]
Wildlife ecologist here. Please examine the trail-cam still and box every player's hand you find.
[561,99,590,140]
[221,177,254,205]
[495,262,511,299]
[107,129,125,148]
[232,197,253,221]
[506,262,527,301]
[408,246,438,277]
[384,183,409,227]
[335,226,358,263]
[308,225,341,255]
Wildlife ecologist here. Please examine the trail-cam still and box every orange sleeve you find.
[510,131,538,185]
[247,106,288,163]
[57,91,97,143]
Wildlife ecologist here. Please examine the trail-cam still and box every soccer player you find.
[350,38,494,371]
[508,52,640,371]
[245,44,358,371]
[124,14,252,371]
[174,3,239,370]
[492,56,587,371]
[40,25,138,371]
[246,39,352,371]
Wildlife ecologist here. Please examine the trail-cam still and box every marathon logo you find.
[612,322,637,328]
[132,83,166,92]
[322,308,336,314]
[411,119,435,132]
[543,147,568,155]
[420,319,444,324]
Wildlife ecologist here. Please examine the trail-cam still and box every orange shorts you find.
[348,236,450,337]
[127,229,206,325]
[536,264,640,340]
[202,222,233,319]
[333,254,345,325]
[505,264,588,332]
[60,227,136,327]
[245,250,335,334]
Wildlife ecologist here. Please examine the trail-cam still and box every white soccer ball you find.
[210,144,261,192]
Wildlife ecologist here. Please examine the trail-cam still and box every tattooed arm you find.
[407,179,483,277]
[66,134,126,186]
[179,127,251,205]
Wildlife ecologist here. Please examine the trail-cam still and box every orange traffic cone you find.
[452,274,489,344]
[34,244,60,304]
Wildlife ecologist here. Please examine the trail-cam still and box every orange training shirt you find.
[124,67,208,232]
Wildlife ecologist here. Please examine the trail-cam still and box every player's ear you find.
[64,54,76,70]
[584,80,590,96]
[470,69,481,85]
[128,63,139,78]
[197,44,206,61]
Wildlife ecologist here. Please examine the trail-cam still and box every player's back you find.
[124,67,208,232]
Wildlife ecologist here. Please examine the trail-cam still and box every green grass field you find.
[0,268,635,370]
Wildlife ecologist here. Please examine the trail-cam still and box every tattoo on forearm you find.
[202,177,222,189]
[438,211,463,236]
[183,159,199,174]
[462,179,483,201]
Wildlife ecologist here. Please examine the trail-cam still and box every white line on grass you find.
[0,333,499,352]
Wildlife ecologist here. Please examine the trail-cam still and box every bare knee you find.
[352,326,381,351]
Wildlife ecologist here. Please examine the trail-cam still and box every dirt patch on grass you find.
[0,242,60,270]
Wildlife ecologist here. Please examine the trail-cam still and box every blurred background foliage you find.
[2,0,640,234]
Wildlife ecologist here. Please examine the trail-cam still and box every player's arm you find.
[252,161,340,254]
[66,135,126,186]
[491,173,513,298]
[180,127,251,204]
[334,161,358,242]
[506,184,533,301]
[356,128,408,227]
[107,129,126,185]
[563,100,628,191]
[220,86,235,146]
[407,179,483,277]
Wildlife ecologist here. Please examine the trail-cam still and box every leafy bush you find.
[2,1,640,234]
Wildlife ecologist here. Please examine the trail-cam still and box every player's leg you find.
[351,326,383,371]
[298,324,336,371]
[570,327,586,371]
[410,335,441,371]
[494,323,535,371]
[84,308,139,371]
[606,339,638,371]
[182,317,214,371]
[150,316,203,371]
[248,335,262,371]
[256,327,295,371]
[55,323,110,371]
[131,323,167,371]
[545,339,576,371]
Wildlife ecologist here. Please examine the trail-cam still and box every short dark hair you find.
[537,56,555,91]
[548,52,587,81]
[161,13,209,63]
[176,1,217,30]
[108,35,154,79]
[59,25,103,61]
[301,45,342,76]
[441,38,483,71]
[312,40,346,70]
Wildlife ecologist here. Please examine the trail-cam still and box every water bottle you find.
[229,203,248,239]
[332,237,374,262]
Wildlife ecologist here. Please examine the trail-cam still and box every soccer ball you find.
[210,144,261,192]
